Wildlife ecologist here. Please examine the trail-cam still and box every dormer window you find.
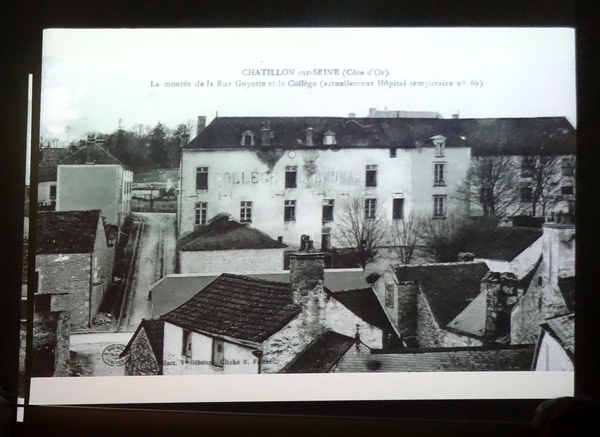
[430,135,446,157]
[323,130,336,146]
[241,130,255,146]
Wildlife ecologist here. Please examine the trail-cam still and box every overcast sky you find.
[40,28,576,145]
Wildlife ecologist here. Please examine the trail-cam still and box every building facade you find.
[56,138,133,228]
[178,116,474,248]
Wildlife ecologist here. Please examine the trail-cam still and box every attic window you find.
[430,135,446,157]
[241,130,255,146]
[323,130,336,145]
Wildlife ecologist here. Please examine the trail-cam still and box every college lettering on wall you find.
[212,170,362,188]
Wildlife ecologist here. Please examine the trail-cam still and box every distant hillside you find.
[133,168,179,183]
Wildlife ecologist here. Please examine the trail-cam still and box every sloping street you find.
[122,212,176,331]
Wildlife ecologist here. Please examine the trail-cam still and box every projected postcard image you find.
[30,28,575,401]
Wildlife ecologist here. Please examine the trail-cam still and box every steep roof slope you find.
[184,116,575,156]
[177,215,287,251]
[394,262,490,327]
[161,273,300,343]
[280,330,356,373]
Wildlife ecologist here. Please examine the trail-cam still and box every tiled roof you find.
[446,290,487,338]
[394,262,489,327]
[469,227,543,262]
[121,319,165,366]
[280,330,356,373]
[161,273,300,343]
[328,287,395,333]
[335,343,536,372]
[541,313,575,357]
[36,210,101,254]
[150,269,368,317]
[558,277,575,313]
[184,116,575,156]
[59,144,127,167]
[177,215,287,251]
[38,166,57,183]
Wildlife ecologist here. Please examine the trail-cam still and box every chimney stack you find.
[482,271,518,344]
[261,123,271,146]
[306,127,313,146]
[197,116,206,136]
[289,235,325,306]
[86,135,96,164]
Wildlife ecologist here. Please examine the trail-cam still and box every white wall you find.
[179,145,471,247]
[534,333,574,371]
[162,322,259,375]
[179,248,285,274]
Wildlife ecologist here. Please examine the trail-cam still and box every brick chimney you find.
[197,116,206,136]
[482,271,518,344]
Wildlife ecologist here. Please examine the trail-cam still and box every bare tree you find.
[521,155,562,217]
[455,156,521,217]
[391,213,421,265]
[336,196,388,269]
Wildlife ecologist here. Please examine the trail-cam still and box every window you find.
[366,165,377,187]
[322,199,334,223]
[240,201,252,223]
[212,339,224,367]
[323,130,336,145]
[34,294,51,313]
[385,283,394,308]
[284,200,296,222]
[435,142,445,157]
[241,130,255,146]
[390,148,397,158]
[365,198,377,220]
[49,185,57,199]
[182,330,192,358]
[521,187,533,203]
[521,157,535,178]
[561,186,574,195]
[392,198,404,220]
[321,228,331,251]
[196,167,208,190]
[285,166,297,188]
[433,195,446,218]
[561,157,574,176]
[434,163,445,186]
[479,187,493,204]
[195,202,207,225]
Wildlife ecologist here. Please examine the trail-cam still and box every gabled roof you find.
[161,273,300,343]
[36,210,101,254]
[280,330,356,373]
[149,269,368,317]
[59,144,127,167]
[121,319,165,366]
[540,313,575,358]
[177,215,287,251]
[184,116,575,156]
[469,227,543,262]
[394,262,490,328]
[328,287,396,333]
[335,343,536,372]
[558,277,575,313]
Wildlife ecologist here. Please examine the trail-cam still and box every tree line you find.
[42,120,195,172]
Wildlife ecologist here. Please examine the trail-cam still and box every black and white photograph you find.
[27,28,576,404]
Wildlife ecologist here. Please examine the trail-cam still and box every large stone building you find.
[178,115,575,249]
[57,136,133,228]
